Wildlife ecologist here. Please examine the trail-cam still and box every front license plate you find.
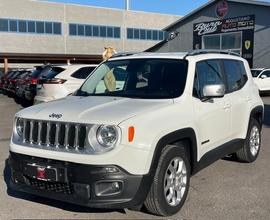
[24,163,66,182]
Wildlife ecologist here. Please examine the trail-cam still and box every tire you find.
[144,144,190,216]
[236,118,261,163]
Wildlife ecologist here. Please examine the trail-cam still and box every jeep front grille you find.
[21,119,89,152]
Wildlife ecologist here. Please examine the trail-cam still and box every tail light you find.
[43,78,67,84]
[26,78,38,85]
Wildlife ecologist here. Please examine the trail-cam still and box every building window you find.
[9,20,18,32]
[107,27,113,38]
[113,27,120,38]
[127,28,133,39]
[18,20,27,32]
[69,24,77,35]
[85,25,92,36]
[127,27,167,41]
[36,21,45,34]
[93,26,99,37]
[53,22,61,35]
[69,23,121,39]
[0,18,62,35]
[202,32,242,55]
[0,19,8,31]
[77,24,85,36]
[28,21,36,33]
[45,22,53,34]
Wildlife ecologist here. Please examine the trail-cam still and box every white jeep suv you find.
[9,50,264,216]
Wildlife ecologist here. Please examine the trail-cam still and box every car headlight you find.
[15,117,24,137]
[96,125,118,148]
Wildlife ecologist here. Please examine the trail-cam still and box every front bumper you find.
[9,152,151,209]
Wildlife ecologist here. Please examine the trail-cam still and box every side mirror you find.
[260,75,267,79]
[202,84,225,100]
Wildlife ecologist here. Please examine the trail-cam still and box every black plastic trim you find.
[194,139,245,173]
[9,152,149,209]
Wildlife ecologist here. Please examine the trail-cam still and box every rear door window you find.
[194,60,224,98]
[39,67,66,79]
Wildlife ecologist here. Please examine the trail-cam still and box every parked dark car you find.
[1,71,17,94]
[7,70,32,94]
[22,65,66,103]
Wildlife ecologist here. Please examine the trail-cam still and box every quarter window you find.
[223,60,247,92]
[261,70,270,78]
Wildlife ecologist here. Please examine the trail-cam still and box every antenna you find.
[125,0,130,10]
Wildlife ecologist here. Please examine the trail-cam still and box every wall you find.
[0,0,180,55]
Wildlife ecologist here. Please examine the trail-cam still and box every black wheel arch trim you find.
[249,105,264,129]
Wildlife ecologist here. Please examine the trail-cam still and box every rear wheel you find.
[236,118,261,163]
[144,144,190,216]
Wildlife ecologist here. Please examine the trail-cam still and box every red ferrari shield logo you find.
[37,167,46,179]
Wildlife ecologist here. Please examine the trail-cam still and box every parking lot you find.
[0,93,270,220]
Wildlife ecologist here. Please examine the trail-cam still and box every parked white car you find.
[34,64,97,103]
[10,51,263,216]
[251,68,270,94]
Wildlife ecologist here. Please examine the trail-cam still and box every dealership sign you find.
[193,15,255,67]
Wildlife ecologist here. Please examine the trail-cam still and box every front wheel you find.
[236,118,261,163]
[144,144,190,216]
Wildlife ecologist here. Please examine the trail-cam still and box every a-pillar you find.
[4,58,8,74]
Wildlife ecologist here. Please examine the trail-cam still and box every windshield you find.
[251,70,263,77]
[76,59,188,99]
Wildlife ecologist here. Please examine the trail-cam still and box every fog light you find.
[112,181,120,190]
[95,181,123,196]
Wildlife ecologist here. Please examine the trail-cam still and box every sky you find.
[45,0,211,15]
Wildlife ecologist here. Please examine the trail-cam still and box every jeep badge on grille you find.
[49,113,63,119]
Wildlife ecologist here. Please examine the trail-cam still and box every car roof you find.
[109,50,242,61]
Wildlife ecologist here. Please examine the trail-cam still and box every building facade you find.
[0,0,180,71]
[149,0,270,68]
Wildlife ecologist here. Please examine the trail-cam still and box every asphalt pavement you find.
[0,93,270,220]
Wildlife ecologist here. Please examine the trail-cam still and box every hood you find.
[16,96,173,125]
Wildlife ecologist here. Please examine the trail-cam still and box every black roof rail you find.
[111,52,139,58]
[184,49,241,59]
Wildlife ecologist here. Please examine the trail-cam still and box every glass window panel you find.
[158,31,164,41]
[107,26,113,38]
[18,20,27,32]
[69,24,77,35]
[36,21,45,34]
[196,60,224,97]
[77,24,85,36]
[9,20,18,32]
[0,19,8,31]
[27,21,36,33]
[85,25,92,36]
[127,28,133,39]
[53,22,61,35]
[140,29,146,40]
[45,22,53,34]
[223,60,242,92]
[113,27,120,38]
[203,35,220,49]
[222,33,241,49]
[147,30,152,40]
[100,26,106,37]
[153,30,158,40]
[93,25,99,36]
[134,29,139,39]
